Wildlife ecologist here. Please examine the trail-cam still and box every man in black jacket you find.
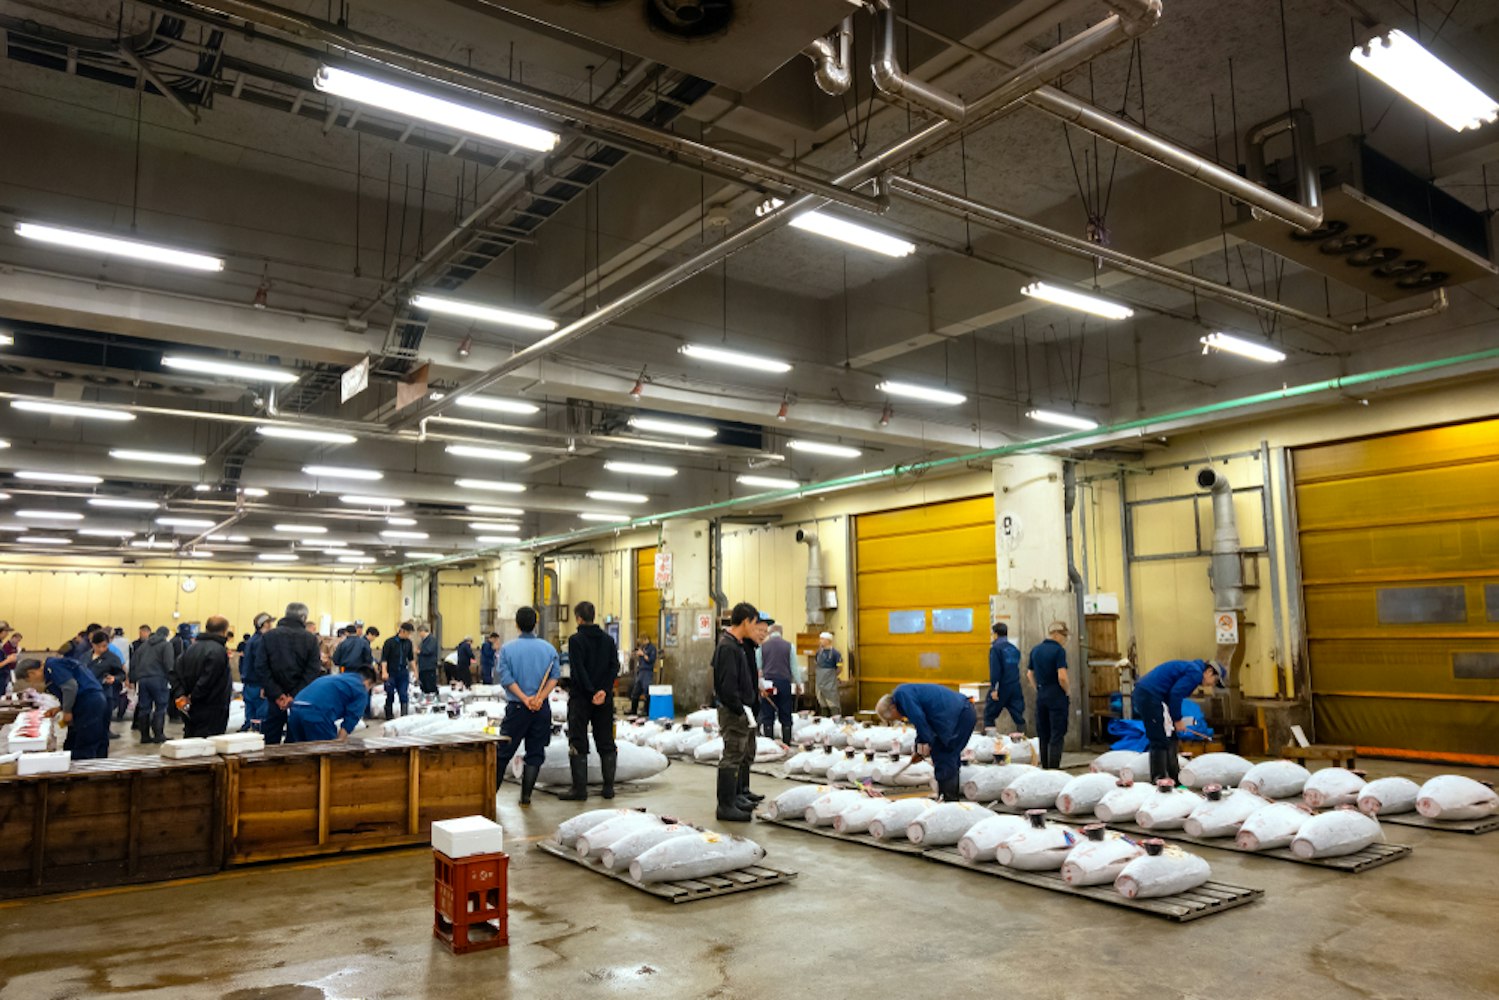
[380,622,415,719]
[559,601,619,801]
[712,602,761,822]
[260,602,323,745]
[176,616,233,738]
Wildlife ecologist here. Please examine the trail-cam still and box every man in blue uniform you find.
[239,613,273,732]
[629,634,657,716]
[1133,658,1225,783]
[495,607,560,805]
[1026,621,1072,769]
[288,666,376,742]
[417,623,441,694]
[875,683,976,802]
[332,622,373,673]
[17,654,111,759]
[984,622,1025,733]
[479,631,499,686]
[453,636,475,686]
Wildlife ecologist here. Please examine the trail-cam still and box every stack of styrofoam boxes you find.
[6,710,52,753]
[211,732,266,755]
[433,816,506,858]
[159,738,217,759]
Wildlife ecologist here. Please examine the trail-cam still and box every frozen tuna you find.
[753,737,788,763]
[873,756,935,786]
[764,784,832,821]
[783,745,818,774]
[1120,752,1189,784]
[1094,778,1156,824]
[1090,750,1143,775]
[1236,801,1314,851]
[1000,769,1071,810]
[1183,785,1270,838]
[526,739,668,787]
[1290,807,1382,859]
[1303,768,1367,808]
[1357,776,1420,816]
[1416,775,1498,820]
[1056,772,1122,816]
[1239,759,1310,799]
[630,832,766,883]
[684,708,717,728]
[693,737,724,762]
[575,812,666,859]
[1179,753,1254,789]
[907,802,988,846]
[599,822,699,872]
[1061,824,1146,886]
[804,746,840,775]
[556,808,646,848]
[994,810,1079,870]
[961,764,1037,802]
[833,796,892,834]
[1134,780,1204,831]
[805,789,868,826]
[848,752,883,783]
[1115,839,1211,898]
[868,799,938,841]
[957,814,1032,862]
[825,750,861,783]
[675,728,712,755]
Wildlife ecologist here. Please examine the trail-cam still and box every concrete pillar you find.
[492,554,534,640]
[659,519,716,713]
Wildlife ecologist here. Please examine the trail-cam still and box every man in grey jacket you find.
[130,626,174,744]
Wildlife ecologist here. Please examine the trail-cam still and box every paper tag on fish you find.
[702,833,722,844]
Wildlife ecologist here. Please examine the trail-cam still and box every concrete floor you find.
[2,727,1497,1000]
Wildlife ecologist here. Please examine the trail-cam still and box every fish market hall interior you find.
[2,0,1499,996]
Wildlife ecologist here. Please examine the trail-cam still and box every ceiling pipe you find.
[804,16,853,96]
[397,0,1157,429]
[1244,108,1322,217]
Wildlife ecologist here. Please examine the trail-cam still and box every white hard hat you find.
[818,631,834,639]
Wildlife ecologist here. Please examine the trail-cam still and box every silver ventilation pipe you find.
[1245,108,1322,217]
[804,16,853,96]
[796,529,826,627]
[1197,468,1245,613]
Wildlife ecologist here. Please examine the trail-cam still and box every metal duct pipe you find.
[1196,468,1245,612]
[1063,462,1088,742]
[796,528,826,627]
[1245,108,1322,216]
[709,519,729,612]
[804,16,853,96]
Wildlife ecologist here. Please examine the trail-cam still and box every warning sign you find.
[695,612,713,639]
[1214,612,1239,645]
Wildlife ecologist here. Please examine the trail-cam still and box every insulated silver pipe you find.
[1196,468,1245,611]
[804,16,853,96]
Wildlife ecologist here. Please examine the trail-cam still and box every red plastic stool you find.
[433,850,509,954]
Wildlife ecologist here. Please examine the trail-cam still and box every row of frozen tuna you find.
[509,739,671,787]
[553,808,766,883]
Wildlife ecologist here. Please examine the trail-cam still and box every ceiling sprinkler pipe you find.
[804,16,853,96]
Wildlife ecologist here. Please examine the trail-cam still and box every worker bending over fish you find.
[875,683,976,801]
[1132,659,1226,783]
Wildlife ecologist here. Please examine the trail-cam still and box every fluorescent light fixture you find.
[303,465,382,481]
[475,535,520,543]
[409,293,557,332]
[11,399,135,422]
[0,333,11,346]
[323,548,363,557]
[1026,408,1099,431]
[737,474,801,490]
[603,461,677,478]
[339,494,405,507]
[381,529,428,540]
[0,491,7,499]
[258,553,299,563]
[256,425,357,445]
[579,512,630,523]
[14,470,103,485]
[189,550,214,559]
[1350,28,1499,132]
[78,528,136,538]
[875,380,967,405]
[130,540,174,549]
[627,415,717,440]
[454,478,526,493]
[161,355,298,384]
[274,524,327,535]
[88,497,159,510]
[317,539,351,549]
[156,517,216,529]
[679,343,792,374]
[193,484,212,493]
[109,449,205,467]
[787,440,862,458]
[0,439,7,448]
[788,210,916,258]
[386,516,417,527]
[452,396,541,416]
[14,221,224,271]
[586,490,647,504]
[467,504,524,516]
[468,522,520,533]
[1020,281,1133,320]
[444,444,531,463]
[16,535,71,545]
[1200,332,1286,364]
[337,555,376,565]
[240,487,269,498]
[17,510,83,521]
[405,551,443,559]
[314,65,559,153]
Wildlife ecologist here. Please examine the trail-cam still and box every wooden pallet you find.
[1104,821,1413,873]
[923,848,1264,922]
[756,814,931,854]
[1380,812,1499,836]
[534,840,796,903]
[534,781,657,799]
[987,802,1068,821]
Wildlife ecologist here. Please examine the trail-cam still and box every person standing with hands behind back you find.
[1026,620,1071,769]
[558,601,620,801]
[493,607,560,806]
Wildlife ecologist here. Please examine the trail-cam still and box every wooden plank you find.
[126,772,142,877]
[1381,811,1499,835]
[29,780,47,888]
[534,840,798,904]
[317,757,331,845]
[1105,820,1414,873]
[408,745,421,836]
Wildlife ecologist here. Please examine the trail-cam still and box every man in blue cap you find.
[1133,658,1226,783]
[494,607,560,805]
[875,683,975,802]
[288,666,376,742]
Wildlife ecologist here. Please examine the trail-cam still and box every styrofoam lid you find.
[648,685,672,695]
[433,815,502,835]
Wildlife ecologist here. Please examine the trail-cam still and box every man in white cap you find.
[813,631,842,715]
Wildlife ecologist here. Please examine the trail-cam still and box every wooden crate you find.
[1084,614,1120,659]
[224,733,499,865]
[0,756,224,899]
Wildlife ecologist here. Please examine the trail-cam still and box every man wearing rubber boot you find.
[711,602,760,822]
[559,601,620,802]
[1133,659,1224,784]
[757,620,797,744]
[494,606,560,806]
[984,622,1025,733]
[875,683,976,802]
[1026,621,1072,769]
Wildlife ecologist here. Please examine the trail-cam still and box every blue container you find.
[648,684,674,721]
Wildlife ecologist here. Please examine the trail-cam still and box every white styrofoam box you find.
[160,738,217,759]
[1084,593,1121,616]
[648,685,672,695]
[17,750,71,775]
[958,683,986,703]
[432,815,505,858]
[7,733,47,754]
[211,732,266,755]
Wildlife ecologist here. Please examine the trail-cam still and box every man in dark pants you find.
[984,622,1025,733]
[87,629,127,730]
[875,683,976,802]
[130,626,174,743]
[479,631,498,686]
[559,601,620,801]
[712,602,760,822]
[494,607,560,806]
[1026,620,1072,769]
[416,623,440,695]
[453,636,475,686]
[1133,659,1224,784]
[332,622,373,673]
[629,634,657,716]
[757,621,796,743]
[240,613,273,732]
[176,615,233,738]
[289,667,376,742]
[260,602,324,745]
[380,622,415,719]
[18,654,110,759]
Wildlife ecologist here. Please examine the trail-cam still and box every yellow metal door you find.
[634,546,661,650]
[854,495,996,709]
[438,572,483,645]
[1294,417,1499,765]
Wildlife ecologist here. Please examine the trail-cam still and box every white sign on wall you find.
[341,355,371,402]
[695,612,713,639]
[1214,612,1239,645]
[654,551,673,588]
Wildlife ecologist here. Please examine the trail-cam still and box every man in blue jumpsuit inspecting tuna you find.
[1133,658,1225,784]
[16,653,111,759]
[984,622,1025,733]
[288,666,377,742]
[875,682,976,802]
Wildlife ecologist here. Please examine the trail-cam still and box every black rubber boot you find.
[557,755,589,801]
[738,760,763,803]
[600,752,617,800]
[938,776,962,802]
[716,770,752,822]
[1148,745,1170,784]
[780,723,793,744]
[1166,739,1182,784]
[519,764,540,806]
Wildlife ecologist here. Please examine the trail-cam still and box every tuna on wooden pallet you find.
[1378,812,1499,836]
[756,813,930,855]
[534,840,796,903]
[1105,820,1413,873]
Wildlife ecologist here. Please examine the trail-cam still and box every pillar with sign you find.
[659,519,716,715]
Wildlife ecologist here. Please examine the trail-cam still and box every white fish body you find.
[1119,752,1190,784]
[804,789,868,826]
[1357,777,1421,816]
[1183,789,1271,838]
[684,708,717,728]
[1416,775,1499,820]
[964,733,998,763]
[764,785,831,821]
[599,823,698,872]
[874,757,934,786]
[827,725,854,749]
[848,754,883,782]
[675,728,712,755]
[1061,832,1146,886]
[1179,753,1254,789]
[957,815,1032,862]
[825,752,861,783]
[630,832,766,884]
[1303,768,1366,808]
[1134,787,1204,830]
[1000,769,1072,809]
[1090,750,1142,775]
[1239,760,1310,799]
[804,747,839,775]
[894,728,917,754]
[962,764,1038,802]
[907,803,988,846]
[994,820,1079,870]
[754,737,787,762]
[555,808,642,848]
[575,813,665,859]
[833,796,892,834]
[1290,808,1382,859]
[1115,846,1211,898]
[1056,772,1121,816]
[647,727,683,754]
[1236,801,1315,850]
[626,722,663,745]
[1093,781,1156,823]
[524,739,668,786]
[693,737,724,762]
[1000,734,1041,766]
[783,747,817,774]
[868,800,937,841]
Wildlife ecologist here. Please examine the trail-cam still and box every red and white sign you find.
[695,612,713,639]
[1214,612,1239,645]
[654,550,673,588]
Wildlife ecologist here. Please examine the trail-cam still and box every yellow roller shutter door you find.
[635,546,661,647]
[854,495,996,710]
[1294,417,1499,765]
